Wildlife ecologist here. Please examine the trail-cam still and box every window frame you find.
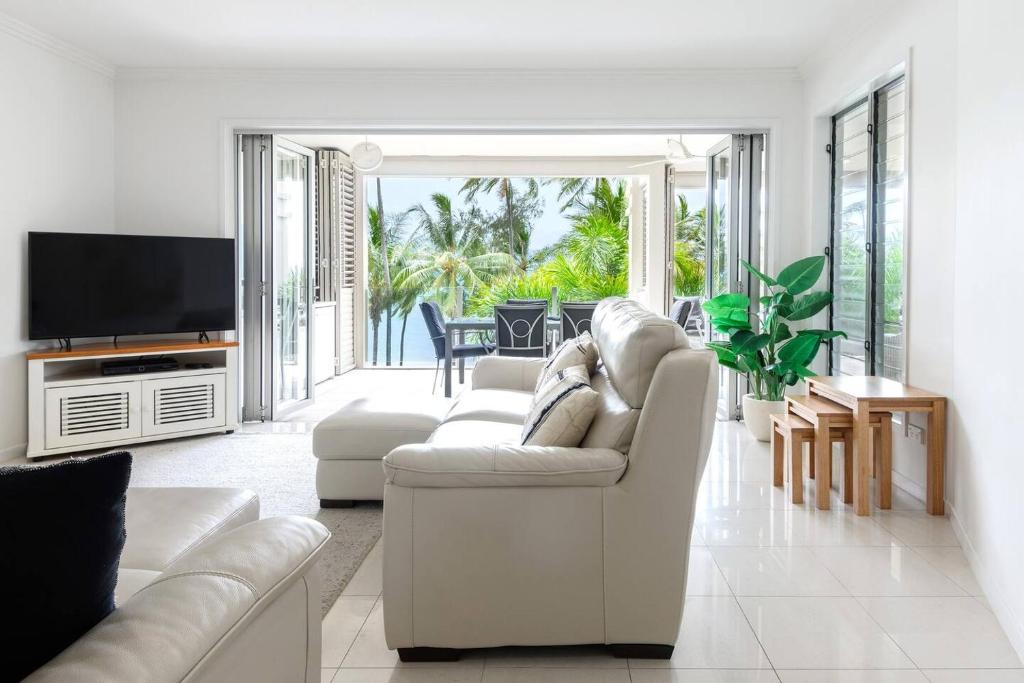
[827,70,909,381]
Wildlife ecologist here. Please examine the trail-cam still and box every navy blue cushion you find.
[0,451,131,681]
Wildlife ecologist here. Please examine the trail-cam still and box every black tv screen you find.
[29,232,236,340]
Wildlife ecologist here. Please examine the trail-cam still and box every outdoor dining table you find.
[443,316,561,398]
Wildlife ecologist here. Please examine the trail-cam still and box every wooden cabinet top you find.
[27,339,238,360]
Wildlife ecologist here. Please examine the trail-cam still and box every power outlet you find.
[906,423,925,444]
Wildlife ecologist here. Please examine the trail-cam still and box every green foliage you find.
[702,255,845,401]
[400,193,515,317]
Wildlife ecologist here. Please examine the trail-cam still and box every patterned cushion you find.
[534,331,599,391]
[521,365,599,447]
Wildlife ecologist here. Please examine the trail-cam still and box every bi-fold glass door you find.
[704,134,765,420]
[238,134,316,421]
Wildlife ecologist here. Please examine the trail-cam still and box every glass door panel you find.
[705,134,765,421]
[706,137,737,420]
[271,140,314,415]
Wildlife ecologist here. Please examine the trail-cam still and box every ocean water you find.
[364,309,436,367]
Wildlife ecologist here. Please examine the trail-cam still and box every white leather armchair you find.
[26,516,329,683]
[382,298,718,661]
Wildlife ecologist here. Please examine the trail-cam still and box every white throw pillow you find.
[535,331,599,391]
[522,365,599,447]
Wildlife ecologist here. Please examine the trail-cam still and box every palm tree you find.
[545,177,595,214]
[403,193,515,317]
[674,194,706,259]
[460,177,540,266]
[567,178,629,227]
[366,207,415,366]
[375,178,393,365]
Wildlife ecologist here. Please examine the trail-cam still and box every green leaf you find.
[781,291,833,321]
[736,354,761,375]
[732,331,771,355]
[777,333,820,365]
[776,256,826,295]
[702,293,750,316]
[713,317,752,333]
[771,322,792,343]
[801,328,846,340]
[741,260,778,287]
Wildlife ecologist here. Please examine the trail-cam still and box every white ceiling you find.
[0,0,884,70]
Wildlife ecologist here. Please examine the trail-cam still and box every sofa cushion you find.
[121,487,259,572]
[521,365,599,447]
[0,451,131,682]
[383,443,627,488]
[313,395,451,460]
[428,420,523,446]
[534,331,599,391]
[444,388,533,425]
[591,297,689,408]
[580,366,641,453]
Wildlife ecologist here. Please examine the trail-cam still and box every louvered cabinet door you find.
[141,374,226,437]
[44,381,141,450]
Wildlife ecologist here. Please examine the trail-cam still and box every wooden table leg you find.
[852,400,872,516]
[814,417,832,510]
[927,400,946,515]
[791,436,804,504]
[772,426,784,488]
[842,429,854,505]
[878,412,893,510]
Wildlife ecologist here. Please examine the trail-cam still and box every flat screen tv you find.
[29,232,236,340]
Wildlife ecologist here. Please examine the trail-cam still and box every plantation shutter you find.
[314,151,357,374]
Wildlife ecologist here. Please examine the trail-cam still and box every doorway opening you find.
[235,131,767,423]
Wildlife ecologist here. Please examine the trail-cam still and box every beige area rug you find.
[125,431,381,617]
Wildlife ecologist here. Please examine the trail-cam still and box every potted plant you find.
[701,255,845,441]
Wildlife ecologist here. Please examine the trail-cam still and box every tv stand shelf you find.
[27,339,239,460]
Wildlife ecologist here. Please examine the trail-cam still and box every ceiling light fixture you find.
[350,138,383,172]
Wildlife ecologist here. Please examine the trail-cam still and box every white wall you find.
[952,0,1024,657]
[112,69,806,271]
[800,0,958,494]
[0,22,115,459]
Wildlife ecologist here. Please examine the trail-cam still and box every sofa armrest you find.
[25,517,329,683]
[471,355,546,391]
[383,443,627,488]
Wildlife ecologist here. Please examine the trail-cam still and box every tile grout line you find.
[335,594,379,669]
[708,544,781,680]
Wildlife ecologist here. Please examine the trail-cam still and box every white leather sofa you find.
[381,298,719,660]
[25,487,330,683]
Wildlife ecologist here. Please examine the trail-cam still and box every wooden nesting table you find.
[806,375,947,517]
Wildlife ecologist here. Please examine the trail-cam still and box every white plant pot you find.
[741,394,787,442]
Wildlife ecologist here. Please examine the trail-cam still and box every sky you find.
[367,177,579,252]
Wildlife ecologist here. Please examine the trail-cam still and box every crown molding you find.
[116,66,802,84]
[0,12,114,78]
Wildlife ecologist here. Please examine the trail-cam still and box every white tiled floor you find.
[320,419,1022,683]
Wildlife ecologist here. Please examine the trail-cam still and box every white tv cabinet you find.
[27,340,238,460]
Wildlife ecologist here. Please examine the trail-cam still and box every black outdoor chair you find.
[420,301,494,392]
[506,298,548,310]
[494,304,548,357]
[559,301,598,340]
[672,296,704,336]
